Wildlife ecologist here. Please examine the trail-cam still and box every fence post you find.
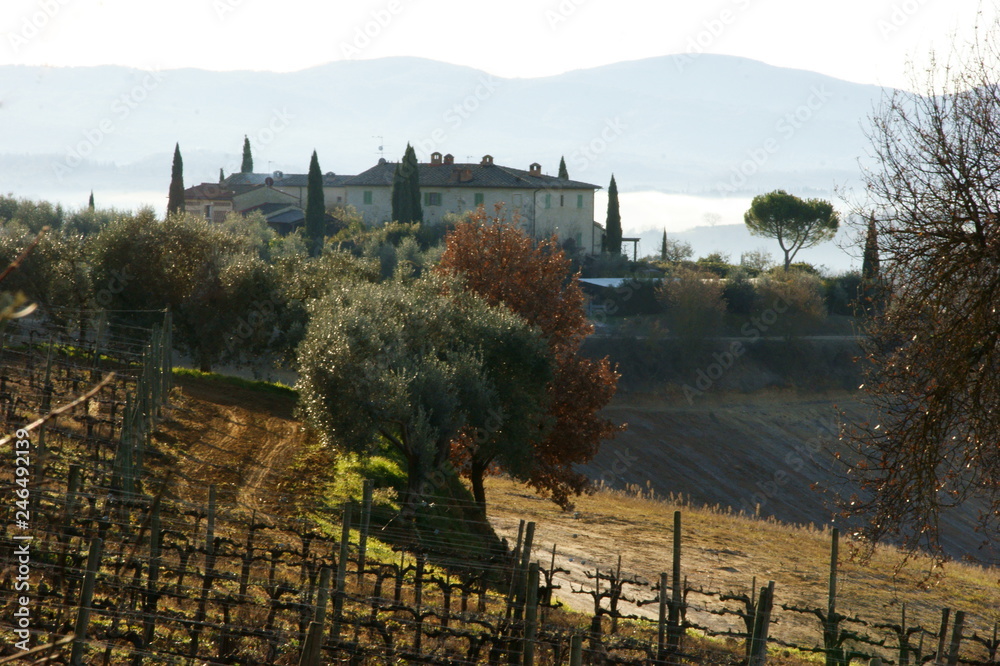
[332,505,352,640]
[70,537,103,666]
[414,552,425,654]
[298,621,324,666]
[946,611,965,666]
[657,571,668,663]
[206,485,217,556]
[314,566,332,626]
[523,562,539,666]
[357,479,373,584]
[936,608,951,666]
[570,632,584,666]
[748,580,776,666]
[825,528,840,666]
[138,502,162,664]
[668,510,683,652]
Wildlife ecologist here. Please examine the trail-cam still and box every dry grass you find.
[485,476,1000,655]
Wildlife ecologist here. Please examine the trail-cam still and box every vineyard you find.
[1,311,1000,665]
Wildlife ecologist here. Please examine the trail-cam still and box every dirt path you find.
[154,376,305,515]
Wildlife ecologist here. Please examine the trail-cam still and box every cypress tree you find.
[861,214,882,315]
[219,168,225,184]
[391,160,410,223]
[660,228,667,261]
[167,143,185,216]
[558,156,569,180]
[604,174,622,255]
[305,150,325,257]
[241,135,253,173]
[88,191,95,211]
[404,143,423,223]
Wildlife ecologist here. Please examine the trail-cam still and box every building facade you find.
[344,153,603,254]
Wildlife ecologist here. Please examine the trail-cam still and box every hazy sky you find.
[2,0,995,90]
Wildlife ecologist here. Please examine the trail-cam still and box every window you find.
[424,192,442,206]
[474,193,484,207]
[544,194,552,209]
[560,195,564,207]
[204,205,212,219]
[577,194,584,208]
[363,190,372,205]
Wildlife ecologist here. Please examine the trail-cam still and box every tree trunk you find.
[470,459,488,517]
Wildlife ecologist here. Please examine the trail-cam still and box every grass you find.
[484,476,1000,655]
[172,367,298,398]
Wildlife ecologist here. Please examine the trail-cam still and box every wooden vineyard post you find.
[936,609,951,666]
[137,503,162,666]
[570,632,584,666]
[332,505,352,640]
[357,478,373,584]
[413,552,425,654]
[206,485,217,556]
[523,562,540,666]
[946,611,965,666]
[314,566,332,626]
[657,572,668,663]
[825,528,843,666]
[70,537,103,666]
[515,521,536,621]
[668,510,683,653]
[748,580,776,666]
[299,621,324,666]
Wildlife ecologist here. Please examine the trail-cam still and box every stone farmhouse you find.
[184,152,604,254]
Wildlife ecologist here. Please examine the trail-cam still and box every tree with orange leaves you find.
[438,205,623,510]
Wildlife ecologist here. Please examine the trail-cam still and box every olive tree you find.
[296,275,551,512]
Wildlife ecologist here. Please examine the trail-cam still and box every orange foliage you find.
[437,206,624,508]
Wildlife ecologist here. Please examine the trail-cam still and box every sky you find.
[2,0,997,91]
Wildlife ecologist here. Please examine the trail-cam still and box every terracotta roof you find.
[344,160,601,190]
[184,183,234,201]
[223,172,349,188]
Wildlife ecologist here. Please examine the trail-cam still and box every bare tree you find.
[843,27,1000,559]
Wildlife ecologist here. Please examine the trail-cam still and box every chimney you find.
[430,151,443,165]
[443,153,454,165]
[529,162,541,177]
[481,154,494,166]
[460,167,473,183]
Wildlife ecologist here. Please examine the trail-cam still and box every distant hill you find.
[0,55,886,216]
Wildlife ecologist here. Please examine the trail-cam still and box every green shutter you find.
[474,193,484,206]
[363,190,372,205]
[577,194,583,208]
[545,194,551,209]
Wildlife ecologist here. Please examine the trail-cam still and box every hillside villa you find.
[184,152,605,254]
